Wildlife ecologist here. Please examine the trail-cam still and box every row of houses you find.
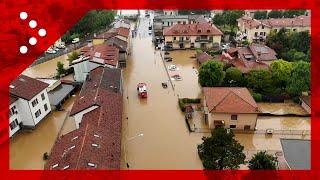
[45,66,123,170]
[237,15,310,42]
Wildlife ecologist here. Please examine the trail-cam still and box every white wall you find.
[9,101,22,137]
[27,89,52,125]
[74,105,99,129]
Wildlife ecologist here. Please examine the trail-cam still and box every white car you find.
[168,65,177,71]
[72,38,80,44]
[46,49,56,54]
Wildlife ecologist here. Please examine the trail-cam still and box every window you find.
[9,119,19,130]
[293,28,296,31]
[197,29,201,33]
[256,26,259,29]
[207,29,211,33]
[162,22,164,25]
[35,109,41,118]
[244,125,251,131]
[260,32,263,35]
[230,125,236,129]
[41,93,45,100]
[31,98,38,107]
[262,25,264,29]
[173,37,176,40]
[9,106,17,117]
[263,32,266,36]
[183,21,186,24]
[254,32,258,36]
[231,114,238,120]
[44,104,48,111]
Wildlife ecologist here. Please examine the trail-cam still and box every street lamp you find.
[124,133,144,169]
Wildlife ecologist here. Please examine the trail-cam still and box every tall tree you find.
[254,11,268,19]
[248,151,278,170]
[224,67,244,86]
[270,60,293,88]
[286,61,310,96]
[198,61,225,87]
[283,10,306,18]
[56,61,66,78]
[198,128,246,170]
[268,10,283,18]
[246,69,273,94]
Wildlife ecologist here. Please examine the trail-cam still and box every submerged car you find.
[137,83,147,98]
[168,65,177,71]
[171,74,182,81]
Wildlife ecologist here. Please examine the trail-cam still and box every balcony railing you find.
[195,38,212,42]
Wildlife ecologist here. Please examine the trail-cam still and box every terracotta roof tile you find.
[196,52,213,64]
[163,22,223,36]
[10,75,49,100]
[45,66,122,170]
[79,44,119,67]
[203,87,258,113]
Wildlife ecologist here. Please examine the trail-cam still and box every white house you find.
[9,75,51,137]
[71,44,120,82]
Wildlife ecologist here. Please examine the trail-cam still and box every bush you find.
[178,98,201,112]
[207,49,222,56]
[251,92,263,102]
[198,61,225,87]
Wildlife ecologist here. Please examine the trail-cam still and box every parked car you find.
[164,57,173,62]
[46,48,56,54]
[168,65,177,71]
[72,38,80,44]
[137,83,147,98]
[171,74,182,81]
[53,46,59,51]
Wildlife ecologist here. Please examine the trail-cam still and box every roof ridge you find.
[209,90,233,112]
[229,88,257,109]
[75,123,89,169]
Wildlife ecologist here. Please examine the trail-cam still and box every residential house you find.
[71,44,120,82]
[93,26,130,46]
[202,87,259,130]
[45,66,123,170]
[220,43,275,73]
[9,75,51,137]
[196,52,213,65]
[300,95,310,114]
[37,78,75,110]
[106,37,128,68]
[237,15,310,42]
[163,22,223,50]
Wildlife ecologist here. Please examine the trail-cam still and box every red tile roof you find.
[10,75,49,100]
[261,15,310,28]
[163,22,223,36]
[45,66,122,170]
[94,31,117,39]
[79,44,119,67]
[9,95,18,104]
[238,15,310,29]
[203,87,258,113]
[196,52,213,64]
[116,27,130,38]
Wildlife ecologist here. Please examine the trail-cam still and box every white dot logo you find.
[29,37,37,45]
[20,46,28,54]
[38,29,46,37]
[29,20,37,28]
[19,12,28,20]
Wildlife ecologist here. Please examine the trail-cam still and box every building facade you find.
[9,75,51,137]
[163,22,223,50]
[202,87,259,130]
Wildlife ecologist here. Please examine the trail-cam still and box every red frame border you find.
[0,0,319,179]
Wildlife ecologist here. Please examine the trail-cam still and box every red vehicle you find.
[137,83,147,98]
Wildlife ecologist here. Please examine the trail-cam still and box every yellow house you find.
[237,15,310,43]
[202,87,259,131]
[163,22,222,50]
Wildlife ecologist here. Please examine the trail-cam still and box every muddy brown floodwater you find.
[121,17,206,169]
[22,49,81,78]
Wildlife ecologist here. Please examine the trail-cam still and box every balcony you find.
[173,39,191,43]
[195,38,212,43]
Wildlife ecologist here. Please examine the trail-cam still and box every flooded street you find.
[10,93,77,169]
[22,49,81,78]
[121,17,206,169]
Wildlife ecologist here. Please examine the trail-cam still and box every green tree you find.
[67,51,80,65]
[268,10,283,18]
[198,128,246,170]
[288,31,310,54]
[198,61,225,87]
[283,10,306,18]
[266,28,289,57]
[224,10,245,31]
[286,61,310,96]
[281,49,308,62]
[212,13,226,26]
[224,67,243,86]
[254,11,268,19]
[56,61,66,78]
[270,60,293,88]
[248,151,278,170]
[246,69,273,94]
